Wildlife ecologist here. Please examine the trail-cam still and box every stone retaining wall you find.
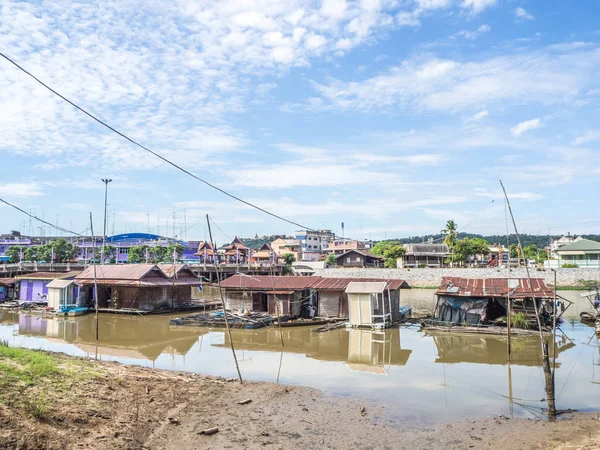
[315,267,600,288]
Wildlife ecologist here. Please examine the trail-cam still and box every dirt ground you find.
[1,351,599,450]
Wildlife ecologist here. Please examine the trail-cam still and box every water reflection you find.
[431,333,574,367]
[1,295,599,424]
[217,327,412,374]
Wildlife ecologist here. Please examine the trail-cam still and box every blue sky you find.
[1,0,599,242]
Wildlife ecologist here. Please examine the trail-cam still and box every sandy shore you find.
[1,349,599,450]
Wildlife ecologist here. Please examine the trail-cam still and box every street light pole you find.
[101,179,112,264]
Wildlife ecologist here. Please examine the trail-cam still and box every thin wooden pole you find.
[507,290,512,359]
[206,214,243,384]
[90,213,99,342]
[500,179,556,419]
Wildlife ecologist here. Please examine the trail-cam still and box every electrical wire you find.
[0,51,316,232]
[0,197,84,237]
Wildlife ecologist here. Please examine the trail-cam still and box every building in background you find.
[295,229,334,261]
[547,238,600,268]
[398,243,449,268]
[334,250,384,268]
[271,238,303,261]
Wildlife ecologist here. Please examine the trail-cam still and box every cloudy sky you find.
[1,0,599,242]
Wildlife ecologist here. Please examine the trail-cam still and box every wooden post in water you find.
[507,291,512,359]
[206,214,243,384]
[90,213,100,343]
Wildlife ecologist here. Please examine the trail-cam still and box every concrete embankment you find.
[315,267,600,288]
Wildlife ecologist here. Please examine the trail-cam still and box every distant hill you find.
[391,233,600,248]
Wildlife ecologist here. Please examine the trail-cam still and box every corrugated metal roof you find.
[345,281,388,294]
[219,275,408,291]
[0,278,16,285]
[436,277,554,299]
[76,264,164,281]
[46,279,75,289]
[16,271,81,280]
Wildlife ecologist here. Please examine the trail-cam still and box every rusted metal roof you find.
[219,275,408,291]
[76,264,166,282]
[436,277,554,299]
[16,271,81,280]
[156,264,198,280]
[0,278,16,285]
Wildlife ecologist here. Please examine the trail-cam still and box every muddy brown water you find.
[1,290,598,424]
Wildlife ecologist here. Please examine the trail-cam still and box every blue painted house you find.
[15,271,81,304]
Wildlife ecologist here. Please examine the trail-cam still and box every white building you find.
[295,229,334,261]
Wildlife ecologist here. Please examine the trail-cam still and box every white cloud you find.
[396,11,421,28]
[572,130,600,146]
[415,0,453,10]
[511,118,542,137]
[450,24,491,39]
[0,183,44,198]
[308,44,600,112]
[473,188,543,201]
[515,7,534,21]
[467,110,489,121]
[461,0,497,15]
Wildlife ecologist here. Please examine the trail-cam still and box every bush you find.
[418,264,427,268]
[561,263,579,268]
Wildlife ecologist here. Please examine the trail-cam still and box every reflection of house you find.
[433,277,557,326]
[346,281,403,328]
[75,264,198,311]
[15,271,80,304]
[432,333,573,367]
[270,238,302,261]
[347,328,411,374]
[219,275,409,319]
[547,238,600,268]
[334,250,384,268]
[215,326,412,369]
[398,243,449,268]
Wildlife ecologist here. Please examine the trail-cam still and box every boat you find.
[56,304,89,317]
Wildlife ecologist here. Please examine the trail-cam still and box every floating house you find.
[15,271,80,305]
[0,278,16,301]
[75,264,199,311]
[432,277,561,327]
[218,275,409,319]
[46,279,80,310]
[345,280,405,328]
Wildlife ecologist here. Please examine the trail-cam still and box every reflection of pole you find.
[507,292,512,359]
[206,214,243,384]
[507,361,514,417]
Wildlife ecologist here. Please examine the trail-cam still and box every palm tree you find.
[441,220,458,248]
[441,220,458,267]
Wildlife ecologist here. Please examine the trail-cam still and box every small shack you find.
[46,279,80,310]
[433,277,561,327]
[345,280,405,328]
[75,264,199,311]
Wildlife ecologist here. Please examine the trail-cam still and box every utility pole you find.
[101,179,112,264]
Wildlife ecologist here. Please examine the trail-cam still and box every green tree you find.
[5,246,22,263]
[47,238,79,263]
[451,238,490,266]
[24,247,40,262]
[509,244,519,259]
[441,220,458,249]
[325,254,337,266]
[165,243,185,262]
[372,241,406,268]
[282,253,296,266]
[128,245,148,263]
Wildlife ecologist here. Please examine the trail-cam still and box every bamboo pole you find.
[206,214,243,384]
[499,179,556,419]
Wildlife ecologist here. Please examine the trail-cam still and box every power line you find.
[0,51,316,232]
[0,197,84,237]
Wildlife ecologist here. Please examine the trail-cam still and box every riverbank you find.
[316,267,600,288]
[1,346,599,450]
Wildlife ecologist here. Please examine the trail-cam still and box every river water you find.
[1,290,598,424]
